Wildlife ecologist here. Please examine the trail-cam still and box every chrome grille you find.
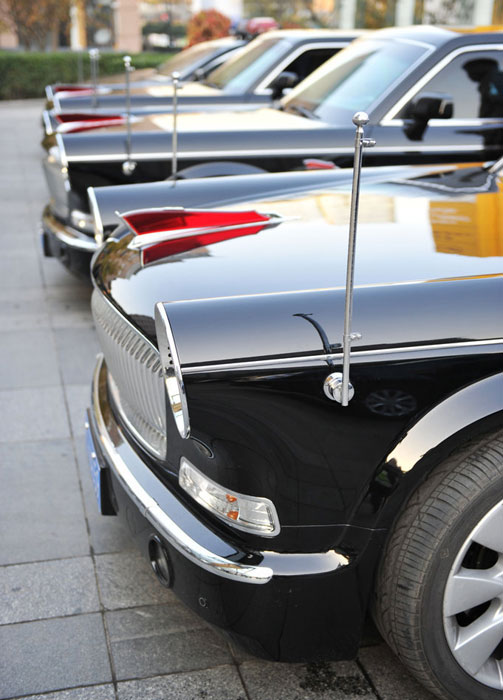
[91,290,167,457]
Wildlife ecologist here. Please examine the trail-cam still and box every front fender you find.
[364,372,503,530]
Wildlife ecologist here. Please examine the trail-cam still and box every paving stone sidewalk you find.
[0,99,436,700]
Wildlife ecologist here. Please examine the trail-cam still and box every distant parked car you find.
[44,29,357,135]
[45,36,247,105]
[86,153,503,700]
[41,25,503,275]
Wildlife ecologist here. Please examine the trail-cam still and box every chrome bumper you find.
[90,354,272,584]
[90,354,349,585]
[42,206,99,252]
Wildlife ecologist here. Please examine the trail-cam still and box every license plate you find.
[85,424,102,510]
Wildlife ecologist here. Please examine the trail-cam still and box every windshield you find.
[205,36,290,94]
[282,38,431,123]
[157,41,231,77]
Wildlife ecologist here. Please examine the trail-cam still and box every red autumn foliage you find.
[186,9,231,47]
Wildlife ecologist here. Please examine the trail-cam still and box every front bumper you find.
[41,205,98,277]
[87,354,369,661]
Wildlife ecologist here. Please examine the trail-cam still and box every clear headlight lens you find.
[179,458,280,537]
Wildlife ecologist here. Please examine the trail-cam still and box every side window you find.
[397,50,503,120]
[265,47,339,88]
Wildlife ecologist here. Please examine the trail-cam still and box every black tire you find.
[373,429,503,700]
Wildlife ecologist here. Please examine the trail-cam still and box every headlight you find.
[179,458,280,537]
[155,302,190,438]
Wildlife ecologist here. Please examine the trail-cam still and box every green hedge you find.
[0,51,170,100]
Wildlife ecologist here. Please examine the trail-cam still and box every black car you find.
[45,36,247,105]
[41,25,503,275]
[86,151,503,700]
[44,29,356,134]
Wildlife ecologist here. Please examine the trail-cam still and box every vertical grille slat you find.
[91,290,167,457]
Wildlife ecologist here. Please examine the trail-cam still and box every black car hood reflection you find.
[93,169,503,336]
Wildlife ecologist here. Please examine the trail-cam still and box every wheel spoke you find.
[444,567,503,616]
[472,504,503,554]
[453,602,503,676]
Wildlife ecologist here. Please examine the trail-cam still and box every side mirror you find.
[403,92,453,141]
[270,71,298,100]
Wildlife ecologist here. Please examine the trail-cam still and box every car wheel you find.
[373,430,503,700]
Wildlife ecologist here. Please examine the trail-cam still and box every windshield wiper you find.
[285,103,319,120]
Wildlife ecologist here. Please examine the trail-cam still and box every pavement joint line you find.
[356,657,384,700]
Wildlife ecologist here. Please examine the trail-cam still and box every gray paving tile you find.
[0,252,42,288]
[111,623,232,680]
[54,327,100,385]
[0,292,50,331]
[118,666,247,700]
[10,687,115,700]
[0,439,89,565]
[0,557,99,624]
[0,386,70,442]
[95,551,175,610]
[359,645,436,699]
[0,329,60,389]
[0,614,112,698]
[106,603,205,640]
[240,660,374,700]
[48,285,94,328]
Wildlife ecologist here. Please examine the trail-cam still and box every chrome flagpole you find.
[323,111,375,406]
[89,48,100,109]
[122,55,137,176]
[171,71,180,180]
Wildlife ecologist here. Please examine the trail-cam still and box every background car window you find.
[205,37,290,93]
[265,47,340,88]
[397,50,503,119]
[282,38,429,123]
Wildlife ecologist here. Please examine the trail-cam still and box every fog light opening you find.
[148,536,173,588]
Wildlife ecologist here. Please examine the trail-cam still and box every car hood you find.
[54,81,222,111]
[93,164,503,345]
[59,107,327,161]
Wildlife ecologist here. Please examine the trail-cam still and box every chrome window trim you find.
[183,339,503,375]
[381,43,503,125]
[254,41,350,95]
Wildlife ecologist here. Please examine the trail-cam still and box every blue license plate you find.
[85,424,102,511]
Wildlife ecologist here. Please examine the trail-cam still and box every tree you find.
[186,9,231,46]
[0,0,70,50]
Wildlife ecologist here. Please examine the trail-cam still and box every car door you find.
[370,45,503,164]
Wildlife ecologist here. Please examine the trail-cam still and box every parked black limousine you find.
[42,25,503,275]
[86,131,502,700]
[45,36,247,105]
[43,29,356,134]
